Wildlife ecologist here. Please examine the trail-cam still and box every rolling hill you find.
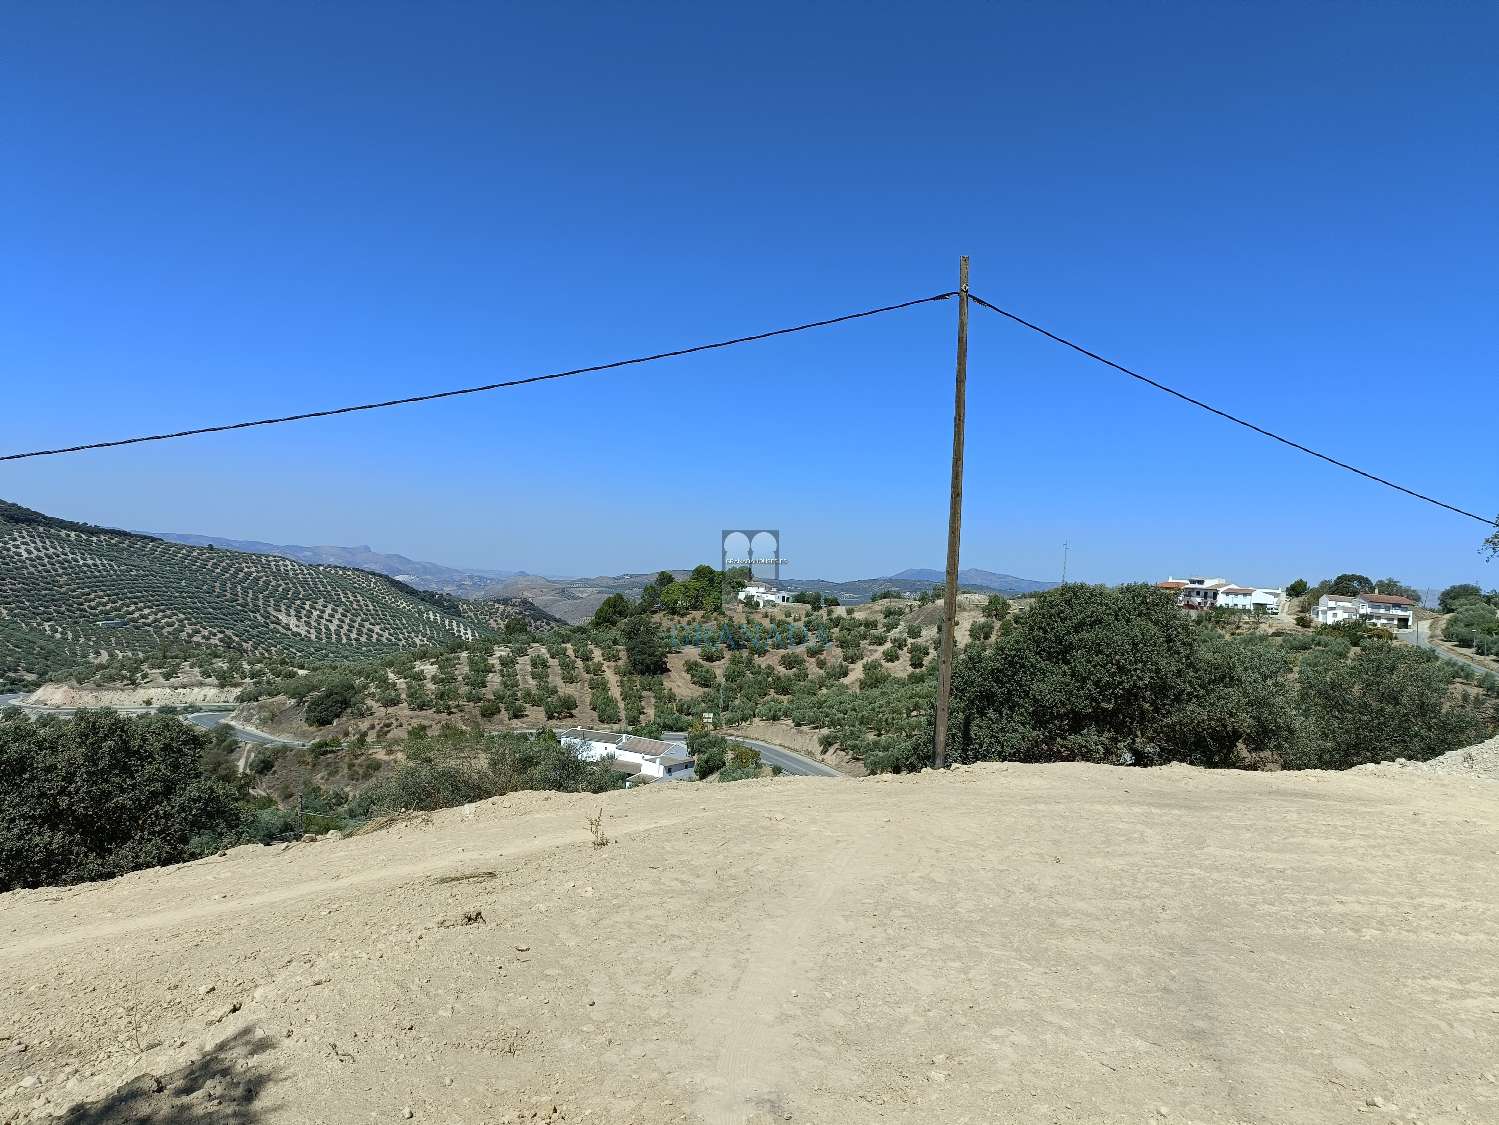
[0,500,555,687]
[141,526,1058,619]
[151,532,525,598]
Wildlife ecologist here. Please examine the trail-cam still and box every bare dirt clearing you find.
[4,765,1499,1124]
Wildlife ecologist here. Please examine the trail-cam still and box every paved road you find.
[661,730,843,778]
[1,694,307,748]
[1400,620,1497,679]
[182,712,309,748]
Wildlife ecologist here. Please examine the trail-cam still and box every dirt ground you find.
[4,764,1499,1125]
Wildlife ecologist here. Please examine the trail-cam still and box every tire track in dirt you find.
[686,805,884,1125]
[0,804,710,960]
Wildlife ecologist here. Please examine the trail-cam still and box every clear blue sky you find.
[2,2,1495,590]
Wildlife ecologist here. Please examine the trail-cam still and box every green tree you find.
[1328,573,1375,597]
[1286,578,1309,598]
[1439,583,1484,613]
[621,616,669,675]
[1294,642,1487,769]
[304,677,361,726]
[983,595,1011,620]
[896,584,1301,772]
[592,593,634,628]
[687,729,728,777]
[0,711,244,891]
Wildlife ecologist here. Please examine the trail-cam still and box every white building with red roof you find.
[1314,592,1416,630]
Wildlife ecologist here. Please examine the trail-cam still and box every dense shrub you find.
[877,584,1496,774]
[1442,601,1499,656]
[350,730,621,817]
[304,677,362,726]
[880,585,1297,772]
[0,711,243,891]
[687,729,728,777]
[1293,641,1490,769]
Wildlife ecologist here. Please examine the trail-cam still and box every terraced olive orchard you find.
[0,500,553,687]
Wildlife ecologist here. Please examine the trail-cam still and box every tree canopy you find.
[620,616,669,675]
[1327,573,1375,597]
[1439,584,1484,613]
[591,593,634,628]
[887,583,1492,774]
[0,710,243,892]
[928,583,1298,768]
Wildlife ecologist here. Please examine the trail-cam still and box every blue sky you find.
[2,2,1495,590]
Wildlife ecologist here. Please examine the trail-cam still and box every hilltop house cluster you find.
[1156,577,1284,615]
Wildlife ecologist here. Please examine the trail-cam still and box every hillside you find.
[222,594,998,769]
[0,500,512,685]
[4,763,1499,1123]
[152,531,525,598]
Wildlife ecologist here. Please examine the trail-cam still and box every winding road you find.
[1400,620,1497,679]
[0,693,308,748]
[662,731,843,778]
[3,695,834,774]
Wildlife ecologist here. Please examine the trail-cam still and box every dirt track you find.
[4,764,1499,1124]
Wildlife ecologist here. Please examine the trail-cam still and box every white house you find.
[1158,577,1282,615]
[738,584,794,607]
[1251,588,1285,615]
[556,728,694,781]
[1157,577,1230,610]
[1217,585,1257,611]
[1313,593,1415,630]
[1314,594,1359,625]
[1355,593,1416,630]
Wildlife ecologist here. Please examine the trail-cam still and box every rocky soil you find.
[26,683,240,709]
[1358,734,1499,782]
[4,763,1499,1124]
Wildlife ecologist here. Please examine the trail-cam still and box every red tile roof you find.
[1157,581,1187,589]
[1361,593,1415,606]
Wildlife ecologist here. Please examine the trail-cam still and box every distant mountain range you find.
[151,532,1057,623]
[892,567,1057,593]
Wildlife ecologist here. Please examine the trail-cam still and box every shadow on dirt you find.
[56,1027,279,1124]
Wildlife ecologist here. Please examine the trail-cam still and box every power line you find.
[968,293,1496,528]
[0,291,957,463]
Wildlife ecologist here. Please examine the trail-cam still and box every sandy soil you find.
[4,764,1499,1125]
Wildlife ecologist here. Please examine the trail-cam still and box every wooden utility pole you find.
[933,256,969,769]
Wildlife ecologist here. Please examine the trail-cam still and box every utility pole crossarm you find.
[933,256,969,770]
